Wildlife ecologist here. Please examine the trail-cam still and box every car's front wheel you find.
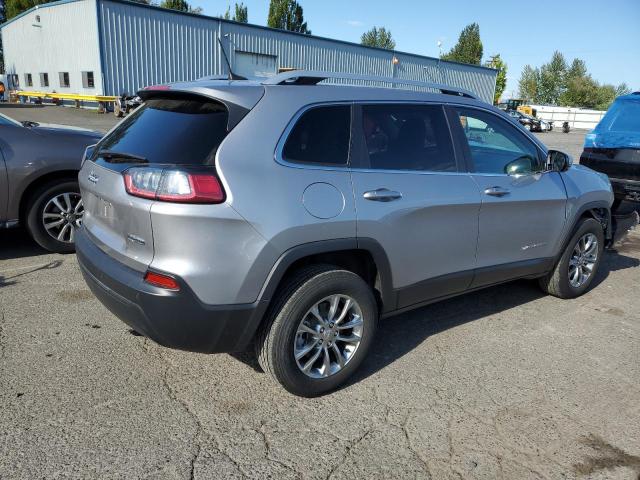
[26,180,83,253]
[539,217,604,299]
[256,265,378,397]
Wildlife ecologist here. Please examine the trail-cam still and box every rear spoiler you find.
[138,84,265,131]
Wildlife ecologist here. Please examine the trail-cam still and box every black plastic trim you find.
[390,257,552,314]
[255,237,397,313]
[396,270,473,309]
[76,228,267,353]
[470,257,554,289]
[556,201,612,258]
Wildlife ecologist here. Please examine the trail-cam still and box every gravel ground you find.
[1,105,639,479]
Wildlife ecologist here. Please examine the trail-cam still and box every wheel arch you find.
[19,170,79,222]
[258,238,396,314]
[556,200,611,263]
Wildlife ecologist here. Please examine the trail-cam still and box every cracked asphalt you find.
[1,107,640,479]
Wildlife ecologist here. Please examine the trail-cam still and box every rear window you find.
[95,97,229,165]
[282,105,351,166]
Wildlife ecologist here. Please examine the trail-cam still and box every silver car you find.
[76,71,636,396]
[0,112,102,252]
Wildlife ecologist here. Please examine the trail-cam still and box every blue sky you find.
[192,0,639,98]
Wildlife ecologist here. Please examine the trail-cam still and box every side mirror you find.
[505,155,535,176]
[547,150,572,172]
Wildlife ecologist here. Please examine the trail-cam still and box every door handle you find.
[483,186,510,197]
[363,188,403,202]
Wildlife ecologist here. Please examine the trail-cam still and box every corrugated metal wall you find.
[99,0,497,102]
[1,0,102,95]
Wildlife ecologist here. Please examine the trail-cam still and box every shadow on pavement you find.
[350,247,638,388]
[229,245,639,391]
[0,228,48,260]
[0,103,44,109]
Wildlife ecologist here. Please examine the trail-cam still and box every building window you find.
[7,74,19,88]
[82,71,95,89]
[59,72,70,88]
[25,73,33,87]
[40,73,49,87]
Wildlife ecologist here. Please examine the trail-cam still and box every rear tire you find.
[538,218,604,299]
[255,265,378,397]
[25,180,83,253]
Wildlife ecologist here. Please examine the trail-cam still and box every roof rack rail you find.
[262,70,477,99]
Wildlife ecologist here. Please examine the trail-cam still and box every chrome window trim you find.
[274,99,547,176]
[274,100,467,175]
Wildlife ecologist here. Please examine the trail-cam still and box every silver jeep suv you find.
[76,71,636,396]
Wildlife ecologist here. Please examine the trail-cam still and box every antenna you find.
[217,37,247,81]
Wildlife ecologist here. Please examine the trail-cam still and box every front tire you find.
[539,218,604,299]
[256,265,378,397]
[25,180,83,253]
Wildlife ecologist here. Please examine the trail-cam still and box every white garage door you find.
[234,51,277,79]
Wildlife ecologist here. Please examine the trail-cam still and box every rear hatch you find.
[79,91,245,271]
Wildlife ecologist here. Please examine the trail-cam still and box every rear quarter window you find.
[95,97,229,165]
[282,105,351,166]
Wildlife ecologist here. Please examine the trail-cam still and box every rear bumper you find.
[75,228,267,353]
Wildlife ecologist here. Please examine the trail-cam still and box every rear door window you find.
[94,97,229,166]
[282,105,351,166]
[359,104,457,172]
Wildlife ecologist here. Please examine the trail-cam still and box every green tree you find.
[560,74,599,108]
[615,83,631,98]
[484,54,507,104]
[5,0,50,19]
[223,2,248,22]
[267,0,310,34]
[566,58,587,81]
[360,27,395,50]
[517,64,539,103]
[441,23,483,65]
[536,51,567,104]
[160,0,189,12]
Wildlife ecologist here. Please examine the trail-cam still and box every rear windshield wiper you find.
[98,150,148,164]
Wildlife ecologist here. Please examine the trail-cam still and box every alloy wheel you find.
[568,233,598,288]
[42,192,84,243]
[294,294,364,379]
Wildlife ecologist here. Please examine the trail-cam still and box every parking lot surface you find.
[1,107,639,479]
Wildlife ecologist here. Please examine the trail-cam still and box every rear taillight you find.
[123,167,225,204]
[144,271,180,290]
